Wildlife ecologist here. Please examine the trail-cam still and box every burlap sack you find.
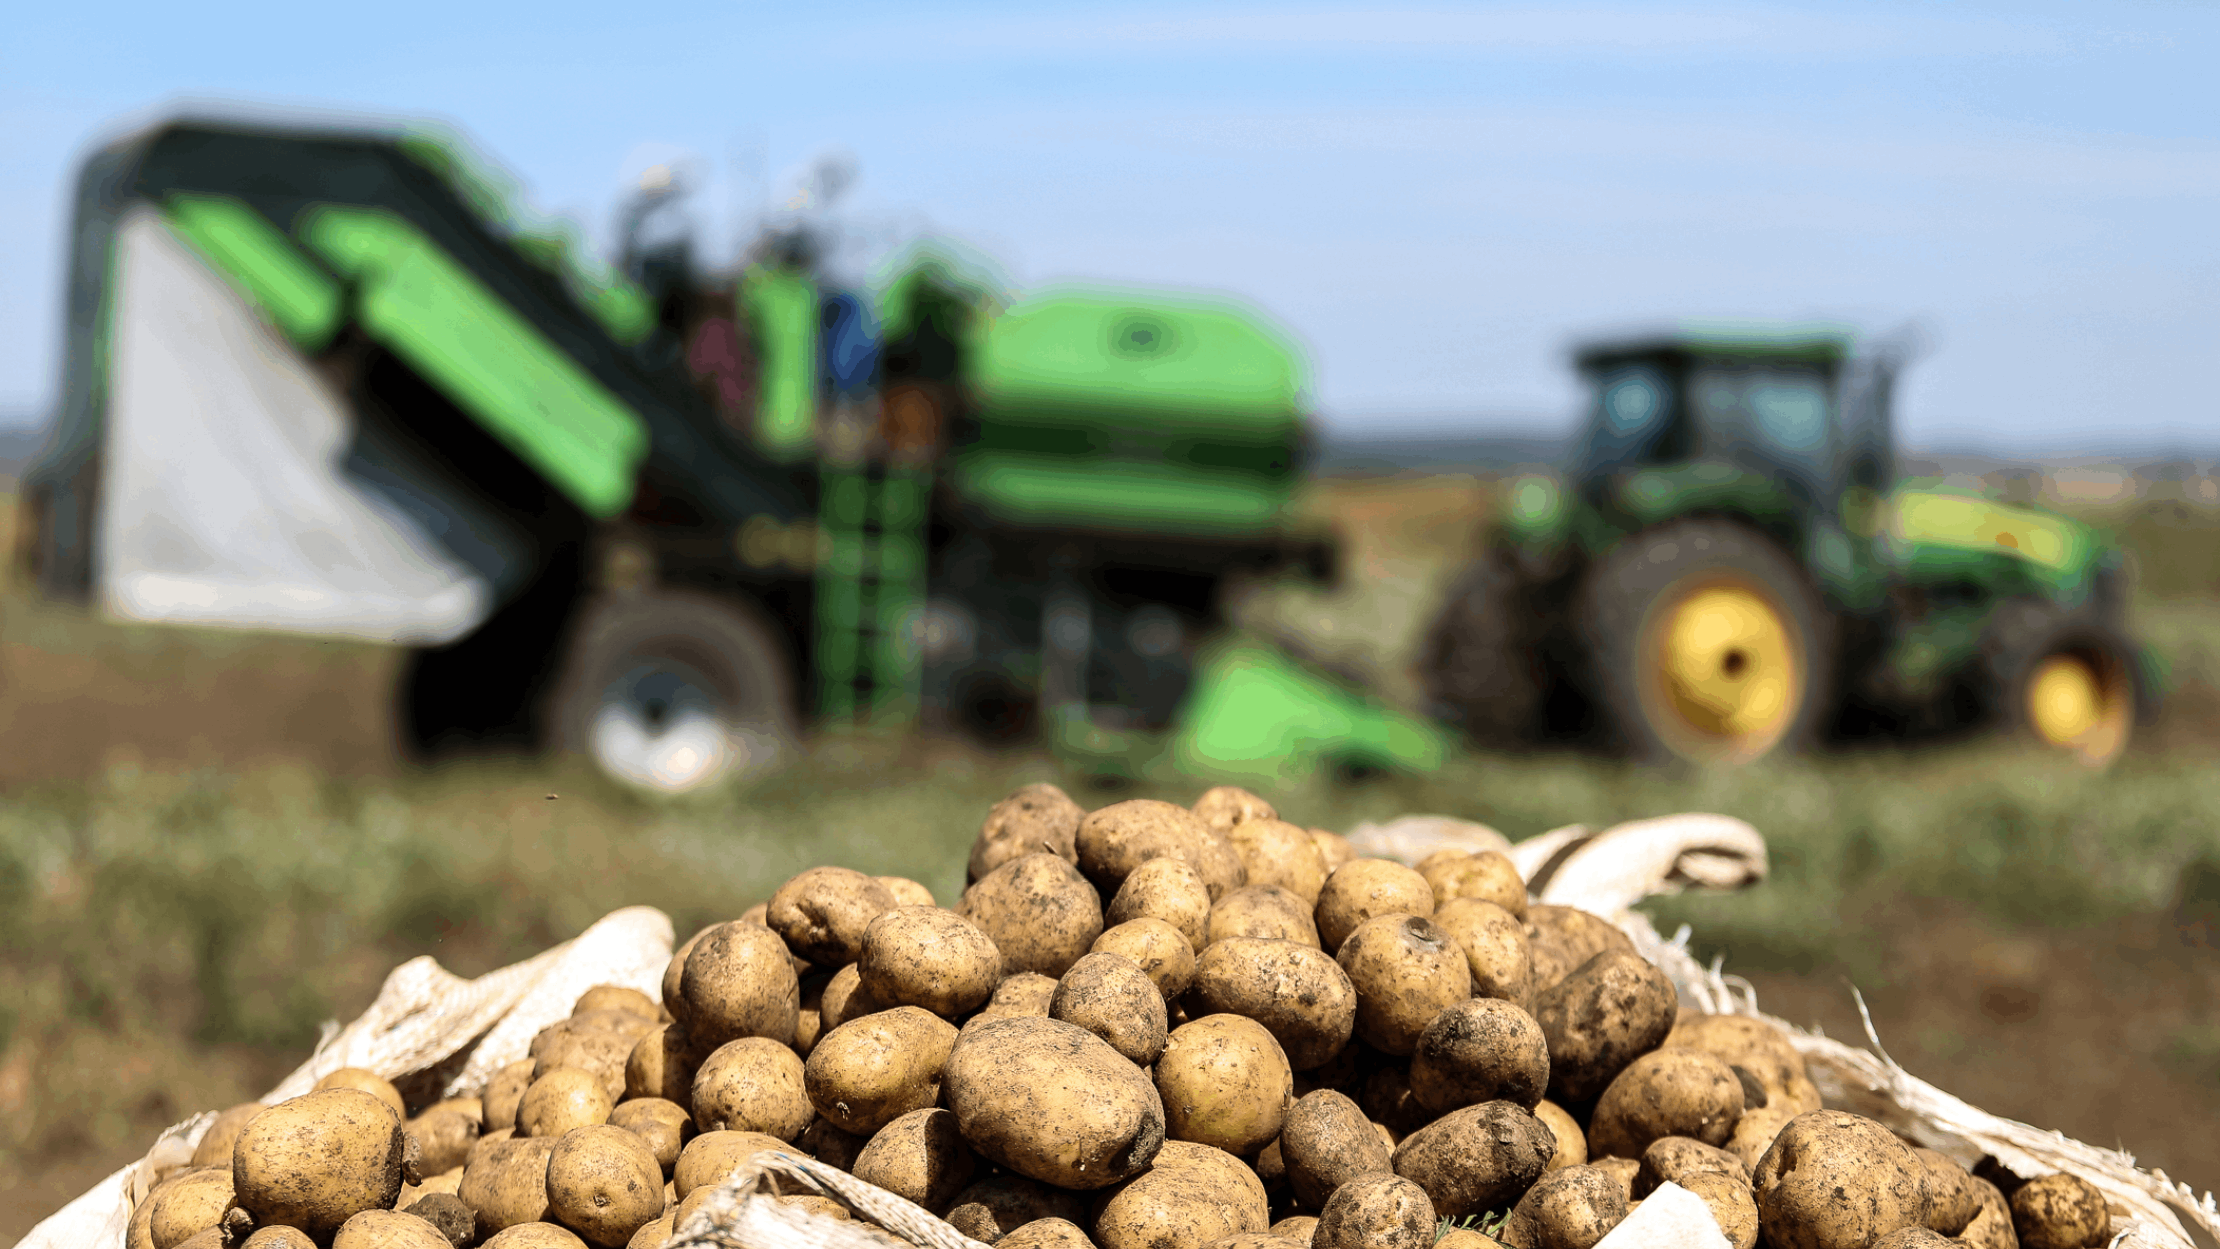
[28,817,2220,1249]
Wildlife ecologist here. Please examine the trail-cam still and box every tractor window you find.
[1692,364,1832,463]
[1576,363,1679,476]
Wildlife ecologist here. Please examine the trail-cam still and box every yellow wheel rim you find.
[2026,651,2131,766]
[1638,577,1803,764]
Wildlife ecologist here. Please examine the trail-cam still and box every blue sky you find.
[2,1,2214,454]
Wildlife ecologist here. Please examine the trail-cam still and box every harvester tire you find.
[1417,550,1544,746]
[548,589,798,794]
[1576,518,1833,766]
[1978,597,2137,768]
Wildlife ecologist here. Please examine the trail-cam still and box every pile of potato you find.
[126,784,2129,1249]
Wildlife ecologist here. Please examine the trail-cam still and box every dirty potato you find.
[1498,1165,1629,1249]
[972,783,1088,882]
[1390,1100,1557,1218]
[1279,1089,1393,1211]
[517,1068,613,1138]
[145,1167,235,1249]
[852,1107,978,1216]
[232,1089,409,1239]
[313,1068,407,1121]
[332,1210,450,1249]
[1337,914,1471,1057]
[1155,1014,1295,1156]
[1192,786,1277,834]
[1186,938,1357,1070]
[1751,1111,1932,1249]
[857,906,1004,1016]
[1077,798,1247,900]
[1052,951,1170,1066]
[959,853,1107,978]
[1314,1173,1436,1249]
[545,1125,663,1247]
[2009,1172,2112,1249]
[1524,907,1635,996]
[1534,1100,1587,1170]
[803,1006,959,1136]
[1091,1140,1269,1249]
[485,1059,538,1134]
[1310,831,1358,875]
[1419,850,1527,919]
[1431,898,1533,1006]
[1224,818,1331,905]
[1092,918,1199,1001]
[1530,950,1676,1105]
[188,1102,266,1170]
[979,971,1060,1019]
[1408,997,1550,1114]
[608,1098,693,1174]
[768,866,899,967]
[406,1108,483,1178]
[1313,861,1434,953]
[692,1038,812,1140]
[943,1015,1166,1190]
[458,1135,560,1234]
[1209,885,1323,948]
[678,921,802,1050]
[1106,857,1215,953]
[1586,1049,1745,1159]
[624,1022,702,1104]
[946,1174,1089,1242]
[670,1129,791,1200]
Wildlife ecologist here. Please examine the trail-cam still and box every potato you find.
[1724,1102,1798,1170]
[1872,1230,1957,1249]
[458,1135,560,1233]
[232,1088,409,1238]
[1187,938,1357,1070]
[973,782,1088,881]
[1336,914,1471,1056]
[241,1230,318,1249]
[980,971,1061,1019]
[518,1068,612,1138]
[1093,918,1199,1000]
[797,1116,868,1171]
[1634,1136,1749,1193]
[1531,950,1676,1105]
[1155,1014,1294,1156]
[691,1036,813,1140]
[406,1108,483,1177]
[818,962,888,1030]
[1077,799,1246,900]
[1591,1155,1639,1202]
[485,1059,537,1133]
[858,905,1004,1016]
[1534,1101,1586,1170]
[1586,1048,1744,1159]
[1912,1147,1981,1235]
[608,1098,693,1174]
[768,866,898,966]
[1958,1177,2019,1249]
[1091,1140,1269,1249]
[1751,1110,1932,1249]
[1270,1215,1319,1244]
[1309,831,1357,874]
[805,1005,959,1135]
[310,1068,407,1120]
[678,921,802,1049]
[1390,1100,1556,1218]
[947,1174,1090,1242]
[852,1107,978,1215]
[1498,1165,1628,1249]
[1409,999,1547,1116]
[1314,1173,1436,1249]
[544,1124,664,1247]
[944,1015,1165,1189]
[626,1216,672,1249]
[1434,1232,1498,1249]
[672,1129,790,1199]
[1358,1063,1430,1139]
[1106,857,1215,953]
[1209,886,1322,948]
[623,1022,701,1104]
[879,876,937,907]
[959,853,1107,978]
[1662,1013,1813,1106]
[188,1102,266,1170]
[1524,907,1634,995]
[1223,818,1330,905]
[1313,861,1433,953]
[1002,1218,1098,1249]
[1419,850,1528,919]
[1199,1235,1293,1249]
[660,924,718,1027]
[532,1026,636,1102]
[569,984,659,1022]
[1052,951,1170,1066]
[1680,1172,1761,1249]
[480,1224,587,1248]
[1192,785,1277,833]
[1279,1089,1392,1211]
[334,1209,451,1249]
[2009,1172,2111,1249]
[1431,898,1533,1006]
[399,1192,476,1247]
[146,1167,234,1249]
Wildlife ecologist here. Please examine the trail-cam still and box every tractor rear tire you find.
[1978,597,2137,767]
[1575,518,1833,766]
[1417,551,1544,747]
[547,588,799,794]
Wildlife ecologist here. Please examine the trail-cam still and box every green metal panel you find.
[742,266,819,460]
[972,291,1306,420]
[953,452,1291,536]
[1171,644,1448,784]
[298,205,649,518]
[161,194,342,350]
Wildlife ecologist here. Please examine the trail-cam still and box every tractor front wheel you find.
[1577,519,1833,766]
[547,589,799,794]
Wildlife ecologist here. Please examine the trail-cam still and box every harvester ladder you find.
[815,456,927,730]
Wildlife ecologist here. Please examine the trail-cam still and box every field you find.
[4,477,2219,1241]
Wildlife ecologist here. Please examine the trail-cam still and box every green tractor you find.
[19,113,1439,792]
[1419,324,2156,768]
